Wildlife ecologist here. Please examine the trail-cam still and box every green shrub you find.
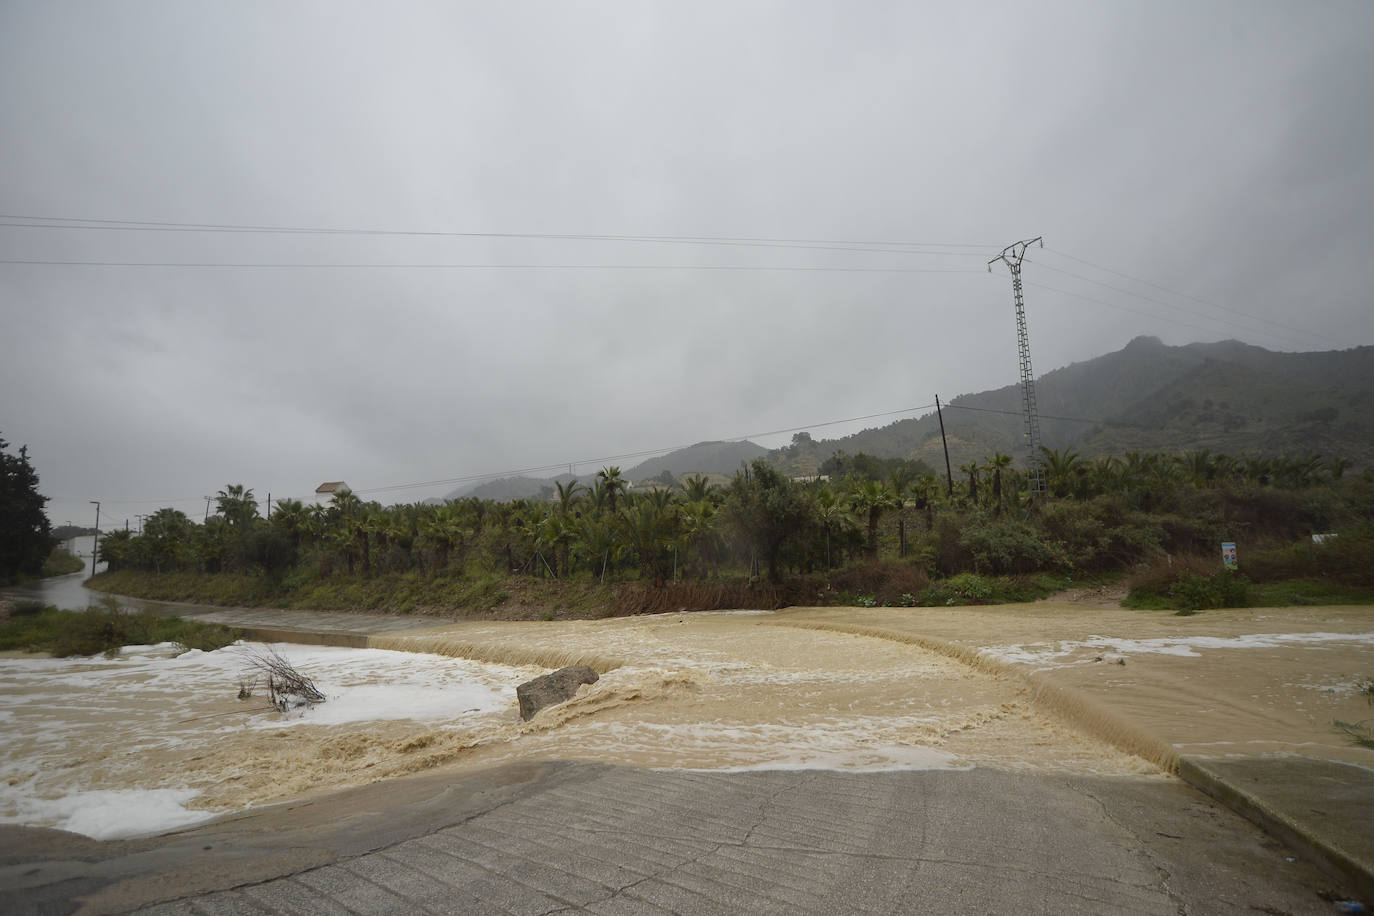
[958,517,1066,575]
[945,572,994,601]
[0,600,241,656]
[1312,524,1374,587]
[41,547,86,578]
[1169,569,1249,613]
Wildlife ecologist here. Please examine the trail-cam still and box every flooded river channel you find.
[2,578,1371,839]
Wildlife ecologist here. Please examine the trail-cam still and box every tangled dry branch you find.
[237,645,326,711]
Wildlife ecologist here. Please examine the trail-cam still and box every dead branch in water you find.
[236,645,326,711]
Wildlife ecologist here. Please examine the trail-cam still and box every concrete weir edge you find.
[1178,756,1374,904]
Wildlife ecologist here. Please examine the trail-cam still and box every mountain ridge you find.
[437,337,1374,502]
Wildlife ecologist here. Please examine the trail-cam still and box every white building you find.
[314,481,352,506]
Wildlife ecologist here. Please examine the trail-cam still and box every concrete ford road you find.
[1,597,1369,912]
[0,761,1350,914]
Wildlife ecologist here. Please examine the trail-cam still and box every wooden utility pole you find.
[88,500,100,578]
[935,395,954,499]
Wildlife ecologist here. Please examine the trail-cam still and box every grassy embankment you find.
[88,562,1083,620]
[91,527,1374,620]
[0,599,241,657]
[41,547,86,578]
[0,546,86,587]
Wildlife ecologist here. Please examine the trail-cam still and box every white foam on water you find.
[983,631,1374,666]
[0,786,217,840]
[0,642,535,836]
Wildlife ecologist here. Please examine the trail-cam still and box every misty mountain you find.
[442,440,766,502]
[622,440,766,480]
[770,337,1374,472]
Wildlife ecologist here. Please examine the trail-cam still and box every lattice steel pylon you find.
[989,237,1047,497]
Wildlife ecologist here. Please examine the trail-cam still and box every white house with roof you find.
[314,481,352,506]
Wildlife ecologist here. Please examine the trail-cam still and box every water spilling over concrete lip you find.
[4,601,1371,841]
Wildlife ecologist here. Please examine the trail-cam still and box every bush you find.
[1124,555,1249,612]
[1169,569,1249,613]
[945,572,994,601]
[1312,524,1374,587]
[41,547,86,578]
[826,561,930,607]
[959,517,1067,575]
[0,599,241,656]
[1243,524,1374,588]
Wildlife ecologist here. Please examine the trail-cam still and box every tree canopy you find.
[0,434,53,581]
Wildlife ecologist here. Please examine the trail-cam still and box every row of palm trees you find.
[98,447,1356,582]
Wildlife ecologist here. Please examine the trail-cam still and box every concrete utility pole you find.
[989,237,1047,497]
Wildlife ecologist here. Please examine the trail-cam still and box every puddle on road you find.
[2,603,1370,838]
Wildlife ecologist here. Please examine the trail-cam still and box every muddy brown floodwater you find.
[3,602,1371,835]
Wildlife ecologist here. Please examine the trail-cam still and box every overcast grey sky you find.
[3,1,1372,528]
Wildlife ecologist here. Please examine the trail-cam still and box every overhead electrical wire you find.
[354,403,940,496]
[51,403,941,507]
[7,211,1345,359]
[0,214,994,258]
[0,259,986,274]
[1025,257,1329,349]
[1021,279,1311,350]
[1040,245,1335,346]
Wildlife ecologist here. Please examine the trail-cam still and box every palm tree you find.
[958,462,980,505]
[848,479,897,559]
[585,479,610,516]
[1242,455,1274,486]
[678,499,721,578]
[618,502,677,583]
[681,474,714,504]
[215,484,258,528]
[554,479,584,515]
[575,515,619,583]
[983,452,1014,513]
[329,489,363,524]
[811,484,851,569]
[887,467,915,556]
[1039,447,1081,498]
[270,498,311,550]
[1088,455,1120,496]
[1176,449,1216,488]
[419,506,464,570]
[597,466,626,513]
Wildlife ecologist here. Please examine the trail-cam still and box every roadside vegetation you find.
[0,433,56,586]
[0,598,241,657]
[1335,678,1374,751]
[88,448,1374,619]
[40,546,85,578]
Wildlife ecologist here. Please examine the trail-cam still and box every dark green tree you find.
[722,459,814,582]
[0,435,53,581]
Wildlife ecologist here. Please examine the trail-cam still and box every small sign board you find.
[1221,541,1238,569]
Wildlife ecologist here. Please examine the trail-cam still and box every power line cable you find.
[1023,280,1312,351]
[51,403,940,505]
[0,214,995,257]
[1040,245,1336,346]
[945,402,1146,428]
[1033,254,1330,347]
[355,403,940,496]
[0,258,986,274]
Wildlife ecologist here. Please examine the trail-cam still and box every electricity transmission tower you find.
[989,237,1047,496]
